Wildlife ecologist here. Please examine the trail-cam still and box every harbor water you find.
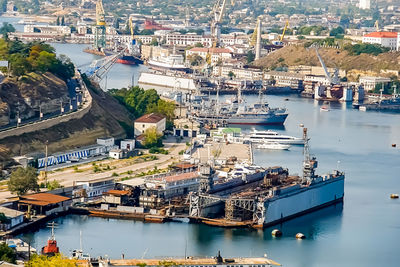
[4,30,400,266]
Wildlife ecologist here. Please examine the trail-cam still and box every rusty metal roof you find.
[19,193,70,206]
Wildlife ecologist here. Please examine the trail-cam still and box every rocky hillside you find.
[0,72,69,126]
[254,46,400,81]
[0,87,134,166]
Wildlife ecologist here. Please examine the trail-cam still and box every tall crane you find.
[272,20,289,46]
[314,46,339,85]
[250,17,261,47]
[94,0,106,50]
[210,0,234,47]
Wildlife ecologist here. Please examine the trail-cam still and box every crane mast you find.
[211,0,234,47]
[94,0,106,50]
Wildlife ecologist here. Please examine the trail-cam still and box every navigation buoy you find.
[295,233,306,239]
[271,229,282,237]
[390,194,399,199]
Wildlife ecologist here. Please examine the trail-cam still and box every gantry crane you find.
[94,0,106,50]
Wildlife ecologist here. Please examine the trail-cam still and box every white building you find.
[97,137,115,147]
[73,177,115,199]
[213,66,263,80]
[109,149,124,159]
[359,0,371,10]
[359,76,391,91]
[186,47,232,66]
[120,139,135,151]
[362,32,398,50]
[0,206,24,230]
[24,25,71,34]
[134,113,166,136]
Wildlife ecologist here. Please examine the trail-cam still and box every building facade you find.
[134,113,166,136]
[362,32,398,50]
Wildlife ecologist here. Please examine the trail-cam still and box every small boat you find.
[41,222,59,256]
[257,142,291,150]
[359,106,367,111]
[390,194,399,199]
[320,106,330,111]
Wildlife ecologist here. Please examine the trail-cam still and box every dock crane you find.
[314,46,340,85]
[94,0,106,50]
[85,52,122,83]
[250,17,261,47]
[272,20,289,46]
[210,0,235,47]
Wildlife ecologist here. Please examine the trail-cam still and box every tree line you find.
[0,38,75,81]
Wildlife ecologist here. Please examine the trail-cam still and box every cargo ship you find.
[189,128,345,228]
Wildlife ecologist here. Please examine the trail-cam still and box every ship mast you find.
[302,128,317,183]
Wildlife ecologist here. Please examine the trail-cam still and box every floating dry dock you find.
[110,254,281,266]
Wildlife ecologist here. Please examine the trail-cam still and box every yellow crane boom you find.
[280,20,289,42]
[96,0,106,26]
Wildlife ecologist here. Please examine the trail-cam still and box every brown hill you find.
[0,87,134,167]
[254,46,400,80]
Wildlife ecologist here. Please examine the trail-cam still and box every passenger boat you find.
[244,129,304,145]
[256,142,291,150]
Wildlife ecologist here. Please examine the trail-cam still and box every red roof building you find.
[134,113,166,136]
[362,31,399,50]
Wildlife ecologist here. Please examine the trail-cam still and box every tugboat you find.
[41,222,59,256]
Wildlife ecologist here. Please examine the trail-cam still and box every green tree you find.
[0,22,15,39]
[0,242,16,264]
[61,16,65,26]
[194,42,203,47]
[47,180,62,191]
[143,127,163,148]
[228,71,235,79]
[150,37,158,46]
[187,54,203,66]
[56,17,60,26]
[246,50,255,63]
[329,27,344,37]
[9,53,30,76]
[8,166,39,196]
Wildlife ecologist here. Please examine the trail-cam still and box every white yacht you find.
[256,142,291,150]
[148,53,190,72]
[244,129,305,145]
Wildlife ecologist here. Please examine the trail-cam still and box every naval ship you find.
[190,90,288,125]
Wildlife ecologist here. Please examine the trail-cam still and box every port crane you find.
[210,0,235,47]
[249,17,261,47]
[314,46,340,85]
[85,52,122,83]
[94,0,106,50]
[272,20,289,46]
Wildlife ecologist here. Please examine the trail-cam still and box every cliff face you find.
[0,72,69,126]
[0,87,134,166]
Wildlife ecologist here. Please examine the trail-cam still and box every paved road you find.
[0,138,188,202]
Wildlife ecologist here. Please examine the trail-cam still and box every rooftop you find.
[19,193,70,206]
[117,178,145,187]
[135,113,166,123]
[0,206,24,218]
[105,190,130,196]
[148,172,199,183]
[188,47,232,54]
[363,32,398,38]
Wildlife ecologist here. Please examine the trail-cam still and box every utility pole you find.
[44,140,48,187]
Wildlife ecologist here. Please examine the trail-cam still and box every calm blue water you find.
[12,37,400,267]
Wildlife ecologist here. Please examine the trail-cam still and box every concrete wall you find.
[0,72,93,140]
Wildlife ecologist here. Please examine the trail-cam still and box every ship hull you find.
[262,176,344,226]
[117,55,143,65]
[227,113,288,125]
